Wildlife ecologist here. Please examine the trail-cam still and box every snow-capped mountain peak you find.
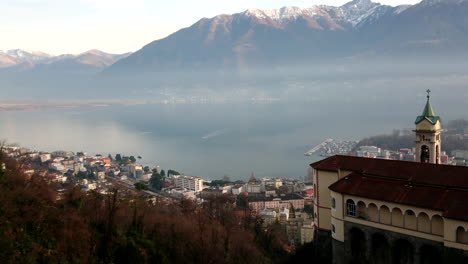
[6,49,52,61]
[240,0,392,28]
[343,0,375,9]
[341,0,382,26]
[243,6,320,21]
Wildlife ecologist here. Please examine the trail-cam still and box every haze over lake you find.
[1,89,464,181]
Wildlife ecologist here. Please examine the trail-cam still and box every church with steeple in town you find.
[309,92,468,263]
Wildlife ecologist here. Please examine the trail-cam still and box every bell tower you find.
[414,90,442,164]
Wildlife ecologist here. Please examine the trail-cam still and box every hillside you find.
[0,153,299,263]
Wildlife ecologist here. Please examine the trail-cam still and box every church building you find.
[310,93,468,263]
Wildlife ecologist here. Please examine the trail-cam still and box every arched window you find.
[357,201,366,219]
[346,199,356,217]
[417,212,430,233]
[331,197,336,209]
[368,203,379,222]
[380,205,391,225]
[431,215,444,236]
[456,227,468,244]
[392,208,404,227]
[421,145,430,163]
[404,210,417,230]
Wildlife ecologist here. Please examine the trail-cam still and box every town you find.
[2,144,316,248]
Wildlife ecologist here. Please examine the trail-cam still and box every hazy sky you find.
[1,0,421,55]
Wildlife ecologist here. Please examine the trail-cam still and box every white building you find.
[300,223,315,245]
[170,188,196,199]
[40,153,52,163]
[245,182,262,193]
[231,185,244,195]
[173,175,204,192]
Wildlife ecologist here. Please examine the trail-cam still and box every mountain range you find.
[2,0,468,99]
[107,0,468,73]
[3,0,468,74]
[0,49,131,72]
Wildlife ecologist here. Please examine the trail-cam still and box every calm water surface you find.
[0,100,462,180]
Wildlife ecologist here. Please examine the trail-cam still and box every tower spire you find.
[414,90,442,164]
[415,90,439,125]
[422,89,435,117]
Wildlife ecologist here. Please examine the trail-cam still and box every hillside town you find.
[2,144,315,248]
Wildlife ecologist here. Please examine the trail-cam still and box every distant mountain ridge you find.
[107,0,468,73]
[0,49,131,71]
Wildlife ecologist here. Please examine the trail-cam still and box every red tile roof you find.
[312,155,468,189]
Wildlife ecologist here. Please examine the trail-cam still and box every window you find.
[332,224,336,233]
[421,145,430,163]
[346,199,356,217]
[331,197,336,209]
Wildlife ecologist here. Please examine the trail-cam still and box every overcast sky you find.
[1,0,421,55]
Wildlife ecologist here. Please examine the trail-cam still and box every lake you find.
[0,96,464,181]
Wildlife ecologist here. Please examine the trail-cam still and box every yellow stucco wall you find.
[315,169,339,230]
[331,217,345,242]
[416,119,441,131]
[338,170,353,179]
[444,218,468,251]
[444,219,468,242]
[319,207,332,230]
[331,192,344,219]
[317,170,339,208]
[331,191,345,242]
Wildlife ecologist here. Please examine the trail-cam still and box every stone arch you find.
[346,199,357,217]
[356,201,366,219]
[431,215,444,236]
[380,205,391,225]
[392,239,414,264]
[419,244,442,264]
[420,145,430,163]
[349,227,367,264]
[368,203,379,222]
[392,207,404,227]
[371,233,391,264]
[456,226,468,244]
[404,210,417,230]
[417,212,431,233]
